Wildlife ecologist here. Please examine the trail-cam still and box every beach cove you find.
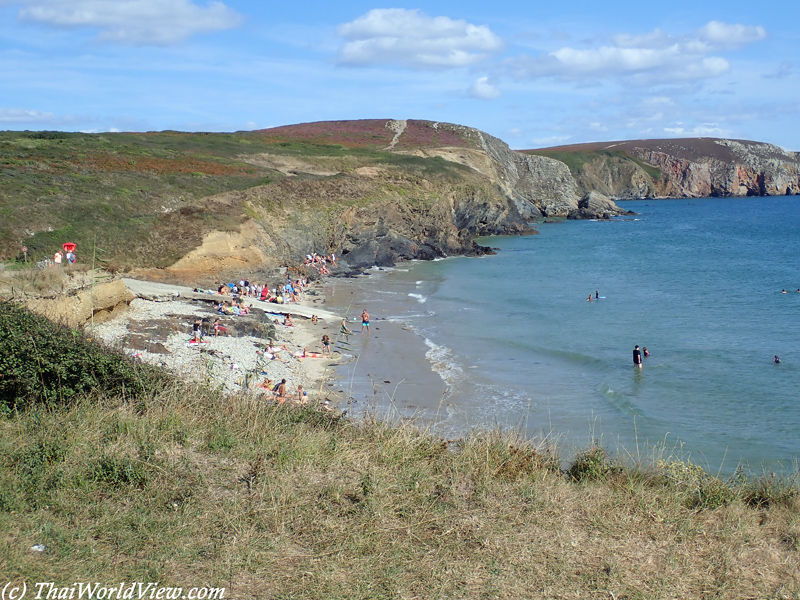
[326,196,800,475]
[85,196,800,476]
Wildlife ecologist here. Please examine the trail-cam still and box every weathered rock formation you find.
[530,138,800,199]
[25,279,134,328]
[163,119,627,275]
[631,139,800,197]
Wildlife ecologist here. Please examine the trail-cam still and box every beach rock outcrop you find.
[568,192,624,220]
[25,279,134,328]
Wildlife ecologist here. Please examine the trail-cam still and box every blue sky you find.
[1,0,798,149]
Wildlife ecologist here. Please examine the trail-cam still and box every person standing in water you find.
[633,345,643,368]
[361,309,370,335]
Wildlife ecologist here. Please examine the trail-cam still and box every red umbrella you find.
[62,242,76,252]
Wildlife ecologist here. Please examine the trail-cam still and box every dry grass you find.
[1,386,798,599]
[0,263,93,298]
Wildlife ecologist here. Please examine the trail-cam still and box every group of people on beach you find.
[214,276,311,304]
[304,252,336,275]
[181,250,368,414]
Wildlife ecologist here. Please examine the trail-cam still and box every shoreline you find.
[321,273,449,425]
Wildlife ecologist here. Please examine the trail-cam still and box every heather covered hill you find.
[0,121,620,275]
[526,138,800,199]
[253,119,481,151]
[5,123,798,277]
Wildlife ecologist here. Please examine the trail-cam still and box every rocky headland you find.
[2,123,798,284]
[527,137,800,200]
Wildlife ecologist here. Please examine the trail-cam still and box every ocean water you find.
[335,197,800,474]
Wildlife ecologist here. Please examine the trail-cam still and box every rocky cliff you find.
[171,119,627,274]
[2,122,624,277]
[528,138,800,199]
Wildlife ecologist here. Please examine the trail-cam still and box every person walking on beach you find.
[633,345,643,368]
[321,334,331,356]
[361,309,370,335]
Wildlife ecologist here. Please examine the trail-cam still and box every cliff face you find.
[200,120,627,273]
[630,140,800,197]
[531,138,800,199]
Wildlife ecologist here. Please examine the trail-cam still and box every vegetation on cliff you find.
[0,124,510,270]
[0,301,168,410]
[4,122,799,275]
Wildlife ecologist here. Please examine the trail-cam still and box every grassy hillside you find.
[2,385,798,598]
[524,147,662,182]
[2,287,799,599]
[0,124,475,268]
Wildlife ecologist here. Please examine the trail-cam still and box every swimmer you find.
[633,345,643,368]
[643,347,650,357]
[774,355,781,364]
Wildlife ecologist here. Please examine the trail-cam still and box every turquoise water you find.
[342,197,800,473]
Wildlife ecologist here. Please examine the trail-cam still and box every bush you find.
[657,459,734,509]
[0,301,170,410]
[567,446,620,482]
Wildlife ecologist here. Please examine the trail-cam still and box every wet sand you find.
[321,276,447,423]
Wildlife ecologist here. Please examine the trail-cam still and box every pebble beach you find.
[92,292,348,406]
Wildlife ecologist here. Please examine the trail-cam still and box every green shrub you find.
[567,446,620,482]
[657,459,734,509]
[0,301,170,410]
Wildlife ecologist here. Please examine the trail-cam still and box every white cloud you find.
[336,9,503,69]
[696,21,767,50]
[664,123,731,137]
[528,134,572,147]
[505,20,764,86]
[0,107,56,123]
[11,0,242,45]
[468,76,501,100]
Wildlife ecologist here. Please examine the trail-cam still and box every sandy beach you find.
[322,274,448,424]
[89,272,449,421]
